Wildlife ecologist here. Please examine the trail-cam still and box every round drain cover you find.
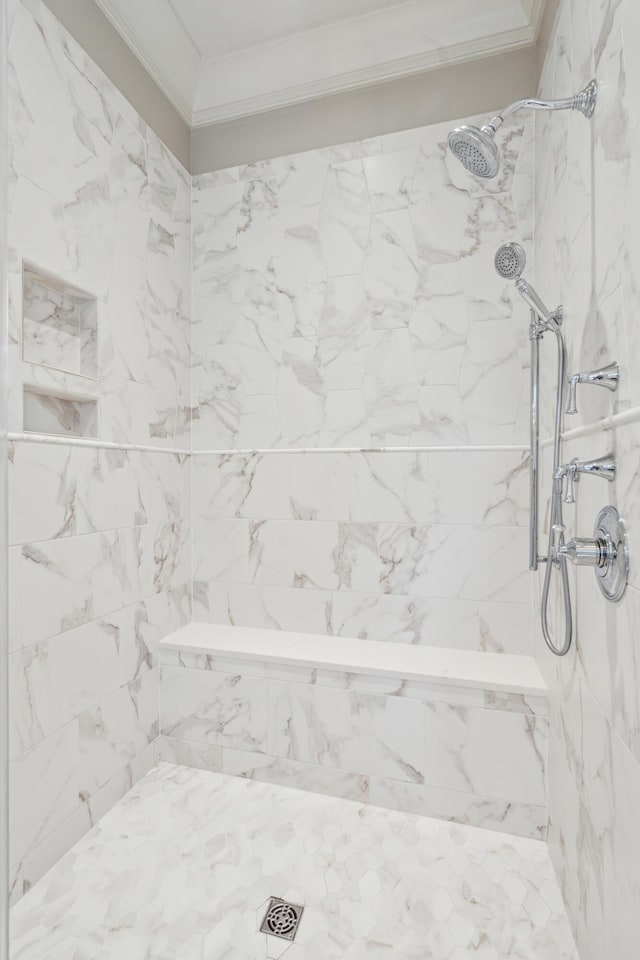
[266,902,298,936]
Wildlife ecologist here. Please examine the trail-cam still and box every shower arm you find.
[483,80,598,134]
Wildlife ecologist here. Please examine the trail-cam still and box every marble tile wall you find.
[534,0,640,956]
[192,449,533,654]
[191,118,533,450]
[191,118,536,655]
[6,0,192,902]
[7,0,191,446]
[158,647,549,840]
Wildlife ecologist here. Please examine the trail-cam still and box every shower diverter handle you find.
[556,453,617,504]
[565,362,620,415]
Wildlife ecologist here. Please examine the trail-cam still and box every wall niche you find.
[22,263,98,379]
[23,387,98,439]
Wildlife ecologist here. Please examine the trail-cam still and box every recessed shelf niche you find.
[23,387,99,440]
[22,263,99,379]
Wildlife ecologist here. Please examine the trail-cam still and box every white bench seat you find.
[159,623,549,841]
[161,622,546,698]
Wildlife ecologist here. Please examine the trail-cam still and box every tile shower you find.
[3,0,640,958]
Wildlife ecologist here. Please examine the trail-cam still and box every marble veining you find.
[7,0,193,900]
[533,0,640,955]
[10,763,578,960]
[192,116,532,450]
[158,624,548,838]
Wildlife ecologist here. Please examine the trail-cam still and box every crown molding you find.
[528,0,549,38]
[191,27,535,127]
[91,0,543,130]
[93,0,196,124]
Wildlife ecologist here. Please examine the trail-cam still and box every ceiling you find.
[94,0,547,127]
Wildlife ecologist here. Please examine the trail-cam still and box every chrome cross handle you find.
[565,362,620,415]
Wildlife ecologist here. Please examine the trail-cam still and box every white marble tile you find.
[412,385,470,445]
[318,391,371,447]
[426,450,529,526]
[362,149,418,213]
[275,224,327,339]
[269,681,425,783]
[369,777,546,840]
[160,665,269,752]
[8,440,79,544]
[378,523,530,603]
[532,3,640,952]
[9,763,578,959]
[194,451,437,524]
[192,518,250,583]
[409,262,471,385]
[423,702,547,805]
[78,670,158,795]
[10,722,81,868]
[196,582,333,637]
[10,619,120,758]
[603,847,640,960]
[459,317,527,444]
[317,274,372,390]
[363,210,419,329]
[221,746,370,802]
[249,520,341,591]
[235,394,281,448]
[277,337,326,447]
[13,520,188,647]
[318,161,371,277]
[331,593,532,655]
[158,735,223,774]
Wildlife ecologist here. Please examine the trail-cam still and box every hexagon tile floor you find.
[11,763,579,960]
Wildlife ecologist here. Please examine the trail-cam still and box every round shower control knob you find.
[593,506,629,602]
[558,506,629,601]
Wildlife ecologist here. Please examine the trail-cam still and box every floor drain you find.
[260,898,304,941]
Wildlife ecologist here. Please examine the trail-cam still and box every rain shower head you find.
[447,79,598,180]
[494,242,526,280]
[447,125,500,179]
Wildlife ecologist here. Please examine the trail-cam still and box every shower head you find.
[447,125,500,179]
[494,242,527,280]
[447,79,598,180]
[494,241,558,327]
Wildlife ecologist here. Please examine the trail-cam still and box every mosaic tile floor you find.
[11,762,579,960]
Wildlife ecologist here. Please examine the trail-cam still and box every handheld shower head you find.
[447,79,598,180]
[494,241,557,327]
[447,125,500,179]
[494,242,526,279]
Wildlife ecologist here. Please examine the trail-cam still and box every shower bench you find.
[159,623,548,840]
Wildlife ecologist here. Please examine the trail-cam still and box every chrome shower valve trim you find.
[448,80,598,179]
[556,453,617,504]
[560,505,629,602]
[565,361,620,415]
